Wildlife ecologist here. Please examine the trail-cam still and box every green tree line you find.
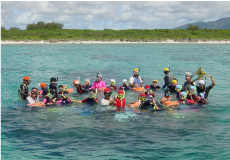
[1,29,230,41]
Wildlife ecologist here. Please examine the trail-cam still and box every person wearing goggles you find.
[119,79,130,90]
[187,86,200,103]
[107,79,117,91]
[175,85,182,99]
[48,77,58,99]
[129,68,143,88]
[162,67,177,89]
[111,90,126,110]
[42,92,56,105]
[160,88,172,104]
[56,85,65,100]
[72,89,99,104]
[82,79,92,93]
[181,72,197,92]
[56,91,72,104]
[73,79,85,94]
[167,80,178,93]
[39,82,48,98]
[179,91,194,104]
[190,75,216,100]
[90,72,106,91]
[144,85,155,96]
[18,76,31,100]
[26,88,44,106]
[101,88,114,106]
[150,80,161,91]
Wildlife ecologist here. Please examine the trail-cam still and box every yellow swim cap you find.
[172,80,177,84]
[153,79,158,83]
[164,68,169,72]
[133,68,139,72]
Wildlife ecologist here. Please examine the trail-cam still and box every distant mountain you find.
[173,17,230,29]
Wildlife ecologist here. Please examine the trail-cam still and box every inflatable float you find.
[163,101,178,107]
[27,103,44,107]
[132,87,145,92]
[65,88,75,93]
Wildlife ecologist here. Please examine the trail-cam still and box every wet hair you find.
[31,87,38,91]
[89,89,96,93]
[58,85,63,88]
[63,91,68,94]
[165,88,171,95]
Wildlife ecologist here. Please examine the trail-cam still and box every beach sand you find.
[1,40,230,44]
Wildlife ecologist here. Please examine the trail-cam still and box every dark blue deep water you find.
[1,44,230,159]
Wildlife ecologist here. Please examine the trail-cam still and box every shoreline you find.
[1,40,230,44]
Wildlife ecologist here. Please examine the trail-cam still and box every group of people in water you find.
[18,67,215,111]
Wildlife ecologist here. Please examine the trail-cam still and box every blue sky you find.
[1,1,230,30]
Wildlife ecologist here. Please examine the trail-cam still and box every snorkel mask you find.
[140,96,147,102]
[165,92,172,97]
[117,94,124,100]
[175,85,182,92]
[90,89,97,98]
[96,72,102,82]
[62,92,69,99]
[31,88,38,94]
[190,86,196,95]
[179,92,187,101]
[104,91,112,97]
[110,79,116,86]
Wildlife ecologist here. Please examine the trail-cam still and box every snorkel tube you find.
[180,92,187,101]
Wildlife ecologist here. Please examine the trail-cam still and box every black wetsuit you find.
[182,82,192,92]
[18,83,29,100]
[162,75,175,89]
[167,85,176,93]
[150,85,161,90]
[196,85,213,99]
[48,85,57,99]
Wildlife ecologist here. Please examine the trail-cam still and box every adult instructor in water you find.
[129,68,143,88]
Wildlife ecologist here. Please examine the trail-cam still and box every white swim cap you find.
[111,79,116,82]
[85,79,90,84]
[198,80,205,85]
[122,79,127,83]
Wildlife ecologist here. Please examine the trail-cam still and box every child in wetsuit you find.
[119,79,130,90]
[108,79,117,91]
[150,80,161,91]
[72,89,99,104]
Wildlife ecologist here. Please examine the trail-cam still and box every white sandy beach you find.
[1,40,230,44]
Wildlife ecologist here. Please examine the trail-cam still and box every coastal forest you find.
[1,21,230,41]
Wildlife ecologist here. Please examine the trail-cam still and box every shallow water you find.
[1,43,230,159]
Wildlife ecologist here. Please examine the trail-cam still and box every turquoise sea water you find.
[1,43,230,159]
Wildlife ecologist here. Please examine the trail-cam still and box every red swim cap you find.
[139,93,147,98]
[118,90,124,95]
[40,83,47,89]
[144,85,150,89]
[104,88,111,93]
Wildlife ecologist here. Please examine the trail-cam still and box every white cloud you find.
[1,1,230,30]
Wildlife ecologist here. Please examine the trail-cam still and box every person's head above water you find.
[110,79,116,86]
[179,91,187,101]
[152,79,158,87]
[190,86,196,95]
[58,85,64,93]
[172,80,178,87]
[73,80,80,87]
[23,76,31,85]
[165,88,172,97]
[117,90,125,100]
[198,80,205,89]
[84,79,90,86]
[164,68,169,75]
[104,88,112,98]
[96,72,102,82]
[185,72,192,82]
[122,79,128,86]
[50,77,57,87]
[89,89,96,98]
[40,82,47,90]
[31,87,38,98]
[133,68,139,77]
[175,85,181,92]
[139,93,147,102]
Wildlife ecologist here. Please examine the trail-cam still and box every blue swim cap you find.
[190,86,195,90]
[175,85,181,90]
[180,91,187,97]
